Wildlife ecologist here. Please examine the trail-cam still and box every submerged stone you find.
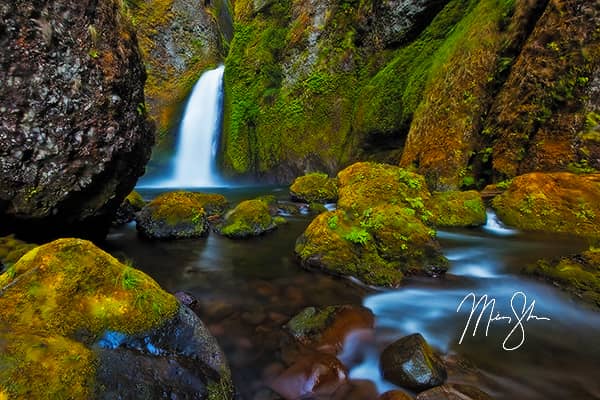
[416,384,494,400]
[380,333,447,391]
[285,305,374,355]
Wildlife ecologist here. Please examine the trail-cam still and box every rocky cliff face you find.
[220,0,600,187]
[0,0,154,239]
[128,0,232,139]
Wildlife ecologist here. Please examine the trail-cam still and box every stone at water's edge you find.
[113,191,147,226]
[380,390,415,400]
[217,198,281,239]
[492,172,600,238]
[295,162,449,287]
[0,238,233,399]
[136,192,214,239]
[0,0,154,240]
[380,333,447,391]
[528,247,600,308]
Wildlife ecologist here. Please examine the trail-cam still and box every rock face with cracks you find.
[0,0,155,240]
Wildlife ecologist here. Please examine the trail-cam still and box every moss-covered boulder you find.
[296,207,447,287]
[114,191,147,226]
[427,190,487,227]
[0,235,37,267]
[492,172,600,237]
[295,163,448,287]
[0,239,233,399]
[336,162,431,218]
[290,172,339,203]
[526,247,600,308]
[218,198,280,238]
[136,191,212,239]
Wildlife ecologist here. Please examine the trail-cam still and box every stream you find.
[106,187,600,400]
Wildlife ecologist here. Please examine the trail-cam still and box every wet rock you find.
[285,305,374,355]
[268,352,348,400]
[492,172,600,237]
[217,199,280,239]
[416,384,494,400]
[359,0,450,49]
[332,379,380,400]
[380,389,415,400]
[527,247,600,308]
[427,191,487,227]
[380,333,447,391]
[296,163,448,287]
[0,0,154,240]
[136,192,210,239]
[113,191,147,226]
[0,235,37,266]
[0,238,234,399]
[130,0,231,135]
[290,172,339,204]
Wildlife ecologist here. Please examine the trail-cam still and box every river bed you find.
[106,186,600,400]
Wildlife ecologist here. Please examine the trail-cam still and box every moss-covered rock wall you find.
[219,0,599,187]
[127,0,233,139]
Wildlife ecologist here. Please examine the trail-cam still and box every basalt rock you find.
[416,384,494,400]
[380,333,447,391]
[0,0,154,240]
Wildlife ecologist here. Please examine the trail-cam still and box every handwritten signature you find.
[456,291,551,351]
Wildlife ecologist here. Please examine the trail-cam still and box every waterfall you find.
[144,65,225,188]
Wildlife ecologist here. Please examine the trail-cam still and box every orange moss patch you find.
[492,172,600,237]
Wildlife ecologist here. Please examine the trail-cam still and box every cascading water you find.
[143,65,225,188]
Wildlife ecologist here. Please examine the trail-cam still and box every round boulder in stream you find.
[290,172,339,203]
[217,198,283,239]
[380,333,447,391]
[136,191,222,239]
[0,238,233,399]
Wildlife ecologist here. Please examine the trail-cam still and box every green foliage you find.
[121,266,140,290]
[567,160,597,174]
[327,215,339,230]
[343,227,370,245]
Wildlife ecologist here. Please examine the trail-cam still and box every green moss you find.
[219,199,277,238]
[0,235,38,267]
[427,190,487,227]
[526,247,600,308]
[290,172,339,203]
[125,191,146,210]
[136,192,211,239]
[0,239,179,399]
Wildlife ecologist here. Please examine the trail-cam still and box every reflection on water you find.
[106,190,600,400]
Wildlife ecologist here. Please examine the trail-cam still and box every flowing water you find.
[140,65,225,188]
[106,187,600,400]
